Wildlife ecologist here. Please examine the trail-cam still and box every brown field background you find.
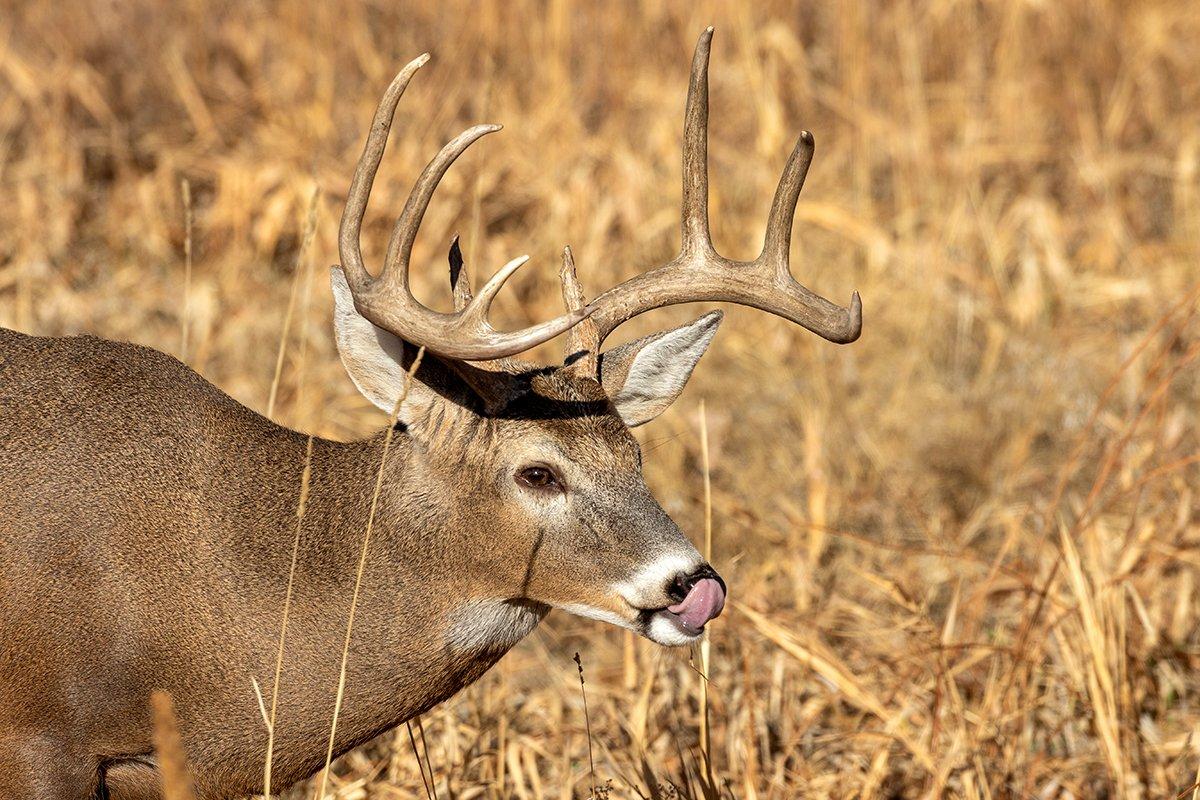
[3,0,1200,797]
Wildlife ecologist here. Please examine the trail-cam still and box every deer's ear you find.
[598,311,722,427]
[332,267,444,422]
[332,267,515,431]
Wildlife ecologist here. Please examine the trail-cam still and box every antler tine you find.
[758,130,863,339]
[336,57,594,361]
[338,54,429,295]
[380,123,501,290]
[760,131,815,273]
[582,27,863,350]
[681,26,714,257]
[559,246,599,372]
[467,255,532,322]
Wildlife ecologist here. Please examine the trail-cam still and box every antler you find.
[337,55,592,361]
[581,28,862,347]
[559,245,600,373]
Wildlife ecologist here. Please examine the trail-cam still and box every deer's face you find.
[331,23,861,650]
[435,369,725,647]
[333,272,728,646]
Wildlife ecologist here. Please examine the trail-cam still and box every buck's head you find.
[333,264,727,645]
[330,28,861,647]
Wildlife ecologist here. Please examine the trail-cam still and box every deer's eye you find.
[516,465,563,492]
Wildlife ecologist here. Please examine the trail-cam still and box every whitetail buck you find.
[0,28,859,799]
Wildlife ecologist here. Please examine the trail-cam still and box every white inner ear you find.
[331,267,422,416]
[611,314,720,427]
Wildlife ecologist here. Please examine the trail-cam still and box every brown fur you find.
[0,326,705,799]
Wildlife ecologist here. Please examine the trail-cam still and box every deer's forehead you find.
[496,372,616,426]
[548,416,639,463]
[476,370,641,467]
[494,413,640,467]
[528,369,607,402]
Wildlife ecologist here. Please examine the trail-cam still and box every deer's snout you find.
[665,563,725,603]
[664,564,727,633]
[622,557,729,646]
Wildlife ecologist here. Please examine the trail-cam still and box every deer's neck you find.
[215,426,543,793]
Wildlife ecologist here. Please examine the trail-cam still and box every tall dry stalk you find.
[697,400,714,784]
[313,347,425,800]
[267,186,321,420]
[263,434,315,797]
[179,179,193,361]
[152,691,197,800]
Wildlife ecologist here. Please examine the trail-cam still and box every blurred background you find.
[2,0,1199,797]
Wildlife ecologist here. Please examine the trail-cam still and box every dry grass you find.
[3,0,1200,797]
[153,691,199,800]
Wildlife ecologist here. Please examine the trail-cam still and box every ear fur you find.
[598,311,722,427]
[332,266,439,421]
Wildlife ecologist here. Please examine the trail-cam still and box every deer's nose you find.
[666,564,726,604]
[664,564,727,631]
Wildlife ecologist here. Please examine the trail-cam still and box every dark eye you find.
[515,465,563,492]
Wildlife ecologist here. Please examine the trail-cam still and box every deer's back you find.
[0,326,302,540]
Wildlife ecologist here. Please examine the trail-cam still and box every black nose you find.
[666,564,726,603]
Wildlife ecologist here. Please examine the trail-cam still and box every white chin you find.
[646,611,703,647]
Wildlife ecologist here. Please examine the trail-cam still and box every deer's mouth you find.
[640,608,706,646]
[666,576,725,630]
[635,576,726,646]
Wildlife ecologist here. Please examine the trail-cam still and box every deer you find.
[0,28,860,800]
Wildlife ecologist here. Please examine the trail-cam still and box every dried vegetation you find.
[2,1,1199,797]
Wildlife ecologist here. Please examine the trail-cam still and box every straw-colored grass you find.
[3,1,1199,797]
[152,691,199,800]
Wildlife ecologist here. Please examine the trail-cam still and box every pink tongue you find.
[666,578,726,631]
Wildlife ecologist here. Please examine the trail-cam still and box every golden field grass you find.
[3,0,1200,797]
